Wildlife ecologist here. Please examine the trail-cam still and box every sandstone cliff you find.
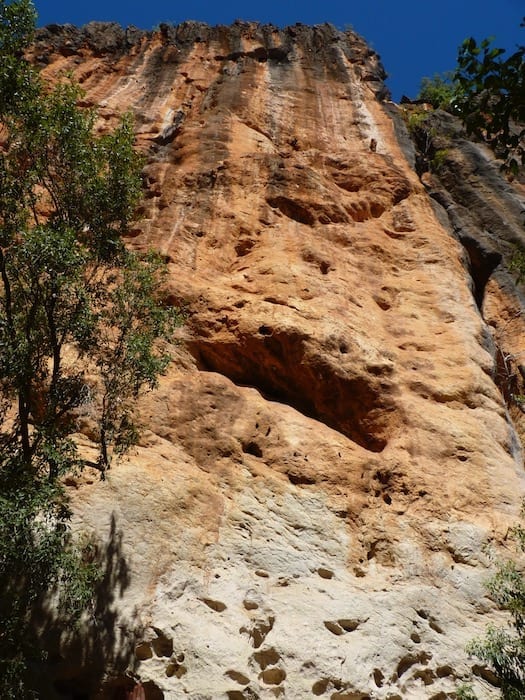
[30,21,525,699]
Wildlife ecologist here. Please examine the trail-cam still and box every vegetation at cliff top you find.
[416,18,524,175]
[417,71,458,110]
[0,0,180,695]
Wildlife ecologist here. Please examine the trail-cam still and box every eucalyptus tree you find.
[0,1,179,694]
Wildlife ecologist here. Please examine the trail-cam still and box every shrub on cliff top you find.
[417,71,459,110]
[417,19,524,175]
[453,21,525,175]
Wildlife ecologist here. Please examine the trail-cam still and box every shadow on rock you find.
[32,514,143,699]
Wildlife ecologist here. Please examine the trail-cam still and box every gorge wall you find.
[31,21,525,699]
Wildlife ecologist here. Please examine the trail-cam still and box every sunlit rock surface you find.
[31,21,525,699]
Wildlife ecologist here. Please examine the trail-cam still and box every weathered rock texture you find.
[31,22,525,699]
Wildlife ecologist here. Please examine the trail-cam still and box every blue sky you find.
[36,1,524,100]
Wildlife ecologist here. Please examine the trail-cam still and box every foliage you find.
[453,19,525,174]
[405,108,432,133]
[417,71,459,110]
[455,684,477,700]
[0,477,101,697]
[0,1,180,695]
[413,20,525,175]
[467,515,525,699]
[430,148,449,173]
[509,245,525,285]
[402,108,449,175]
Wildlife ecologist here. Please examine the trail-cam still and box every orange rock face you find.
[32,22,525,699]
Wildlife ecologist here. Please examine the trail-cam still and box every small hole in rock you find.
[473,664,500,687]
[373,669,384,687]
[338,619,360,632]
[152,634,173,658]
[312,679,329,696]
[375,298,391,310]
[200,598,227,612]
[253,647,280,670]
[429,620,444,634]
[260,668,286,685]
[436,665,453,678]
[135,642,153,661]
[225,670,250,685]
[242,441,263,458]
[324,621,343,636]
[397,650,432,678]
[317,567,334,579]
[166,662,187,679]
